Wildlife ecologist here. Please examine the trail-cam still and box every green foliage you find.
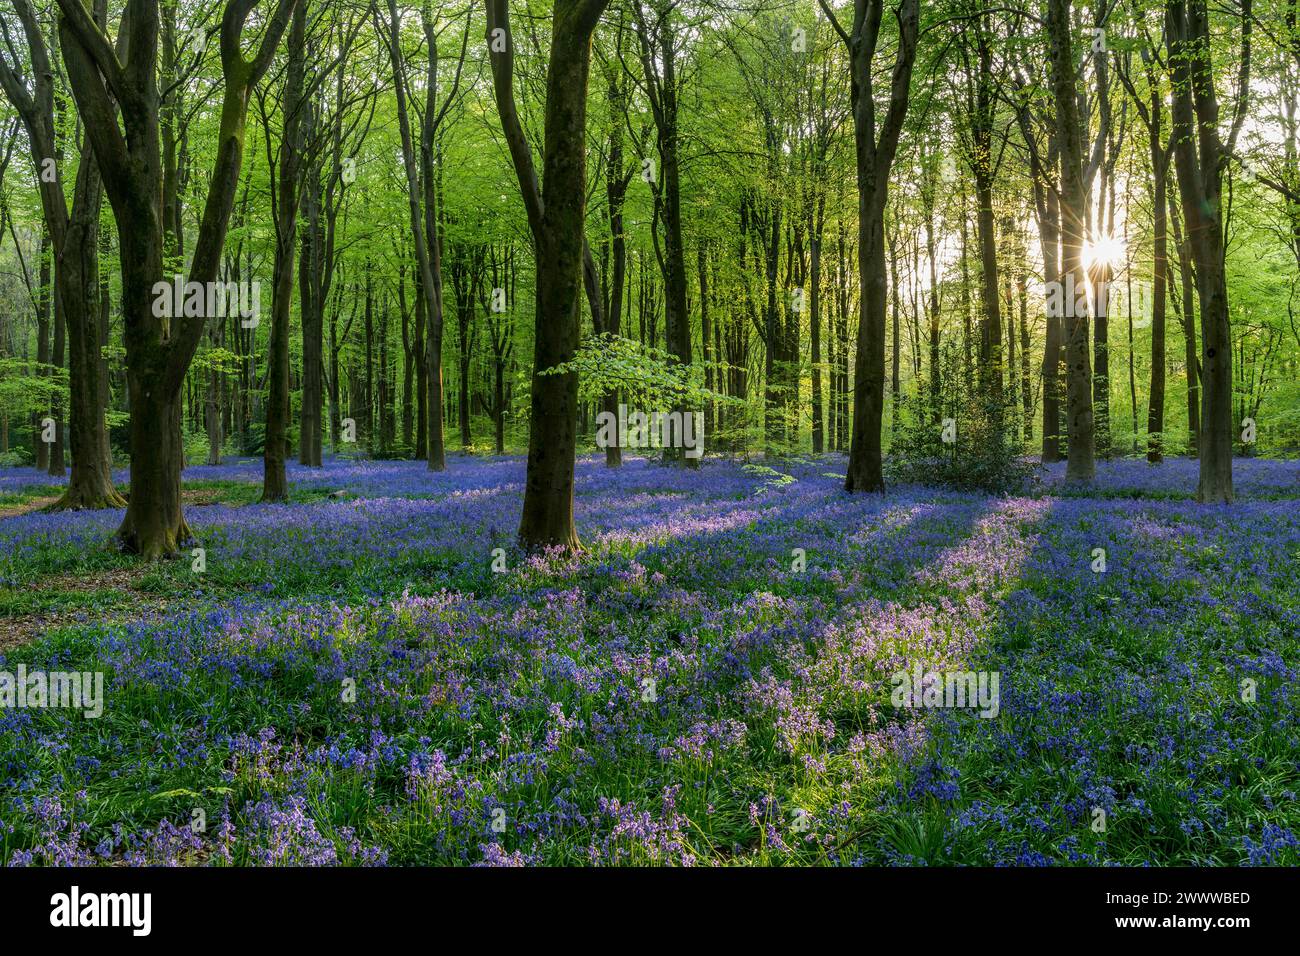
[886,345,1039,494]
[541,333,741,412]
[0,357,64,418]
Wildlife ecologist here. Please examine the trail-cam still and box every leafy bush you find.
[886,344,1039,494]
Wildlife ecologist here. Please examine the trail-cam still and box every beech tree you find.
[595,18,632,468]
[821,0,920,493]
[486,0,609,549]
[298,8,373,467]
[0,0,122,510]
[261,0,307,501]
[630,0,694,465]
[380,0,470,473]
[1165,0,1249,502]
[1046,0,1096,481]
[55,0,296,556]
[1117,37,1174,464]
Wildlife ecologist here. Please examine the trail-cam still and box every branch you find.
[50,0,128,101]
[485,0,543,240]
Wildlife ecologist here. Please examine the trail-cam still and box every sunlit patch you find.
[1081,233,1126,272]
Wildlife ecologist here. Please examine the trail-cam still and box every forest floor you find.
[0,454,1297,865]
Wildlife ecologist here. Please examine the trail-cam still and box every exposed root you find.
[46,486,129,512]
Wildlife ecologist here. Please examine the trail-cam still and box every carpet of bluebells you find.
[0,454,1297,866]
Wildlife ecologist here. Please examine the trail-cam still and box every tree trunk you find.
[924,184,941,424]
[1047,0,1095,481]
[299,119,324,468]
[206,321,223,466]
[1169,198,1199,456]
[487,0,609,549]
[698,241,712,451]
[842,0,919,494]
[1,0,121,505]
[602,63,627,468]
[1167,0,1235,501]
[48,242,66,477]
[494,357,506,454]
[422,7,449,470]
[414,279,428,459]
[634,2,693,465]
[57,0,297,556]
[1018,267,1032,440]
[888,228,900,436]
[1040,151,1060,463]
[810,222,824,453]
[35,232,51,474]
[1147,150,1169,462]
[56,163,125,508]
[1092,259,1111,460]
[263,0,306,502]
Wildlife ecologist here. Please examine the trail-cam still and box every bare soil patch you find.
[0,495,59,520]
[0,566,159,653]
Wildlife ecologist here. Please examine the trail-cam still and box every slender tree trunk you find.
[382,0,446,470]
[493,356,506,454]
[35,233,52,473]
[299,113,324,469]
[263,0,306,501]
[487,0,609,549]
[1048,0,1095,481]
[1092,258,1112,460]
[1169,197,1199,456]
[699,243,713,454]
[1018,267,1032,440]
[810,224,824,453]
[56,162,124,508]
[414,278,428,459]
[49,244,66,477]
[1147,149,1169,462]
[1019,95,1061,459]
[924,192,941,424]
[400,268,414,450]
[364,267,374,447]
[422,10,449,471]
[975,177,1003,401]
[1167,0,1235,501]
[602,65,627,468]
[843,0,919,494]
[634,2,693,465]
[888,228,901,437]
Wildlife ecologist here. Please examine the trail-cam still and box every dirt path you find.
[0,487,228,523]
[1,485,263,652]
[0,567,160,653]
[0,495,59,520]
